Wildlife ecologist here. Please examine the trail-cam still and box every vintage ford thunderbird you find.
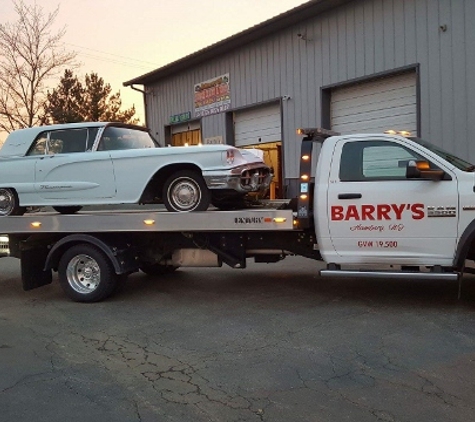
[0,122,272,216]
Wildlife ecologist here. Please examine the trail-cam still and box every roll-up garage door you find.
[234,103,281,147]
[234,103,282,199]
[331,72,417,134]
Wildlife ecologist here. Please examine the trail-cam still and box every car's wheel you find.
[139,263,178,276]
[58,244,121,302]
[0,188,26,216]
[163,170,210,212]
[53,206,83,214]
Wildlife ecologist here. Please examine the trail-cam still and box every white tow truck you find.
[3,128,475,302]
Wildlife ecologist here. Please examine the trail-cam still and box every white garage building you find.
[124,0,474,198]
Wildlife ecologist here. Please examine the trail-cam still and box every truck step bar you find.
[320,269,459,281]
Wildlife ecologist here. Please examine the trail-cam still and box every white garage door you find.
[331,72,417,134]
[234,103,281,147]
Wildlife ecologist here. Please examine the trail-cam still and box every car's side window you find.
[48,129,89,154]
[339,140,427,181]
[98,126,156,151]
[27,134,48,155]
[28,128,97,156]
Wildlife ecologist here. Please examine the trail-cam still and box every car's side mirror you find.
[406,160,445,180]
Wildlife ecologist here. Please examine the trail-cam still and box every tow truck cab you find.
[295,128,475,278]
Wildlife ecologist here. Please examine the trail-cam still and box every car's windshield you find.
[412,137,475,172]
[98,126,158,151]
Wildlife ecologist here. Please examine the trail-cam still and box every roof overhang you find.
[123,0,354,87]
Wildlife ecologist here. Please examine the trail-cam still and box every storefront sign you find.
[194,74,231,117]
[169,111,191,124]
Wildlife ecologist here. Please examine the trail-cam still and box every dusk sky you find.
[2,0,308,126]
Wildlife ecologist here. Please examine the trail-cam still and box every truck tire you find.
[53,206,83,214]
[0,188,26,216]
[139,263,178,276]
[163,170,210,212]
[58,243,120,302]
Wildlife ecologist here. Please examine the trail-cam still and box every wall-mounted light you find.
[297,33,311,41]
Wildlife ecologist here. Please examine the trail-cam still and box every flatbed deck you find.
[0,207,295,234]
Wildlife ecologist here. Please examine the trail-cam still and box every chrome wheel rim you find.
[0,189,15,216]
[66,254,100,294]
[168,177,201,211]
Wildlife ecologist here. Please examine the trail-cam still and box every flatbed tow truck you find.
[5,206,314,302]
[3,128,475,302]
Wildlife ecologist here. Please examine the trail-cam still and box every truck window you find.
[340,140,425,181]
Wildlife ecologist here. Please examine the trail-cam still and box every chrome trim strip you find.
[320,270,459,281]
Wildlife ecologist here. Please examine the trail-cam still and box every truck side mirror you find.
[406,160,445,181]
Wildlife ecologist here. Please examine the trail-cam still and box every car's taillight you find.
[226,149,235,165]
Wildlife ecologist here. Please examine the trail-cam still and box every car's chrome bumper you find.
[203,164,272,193]
[0,235,9,257]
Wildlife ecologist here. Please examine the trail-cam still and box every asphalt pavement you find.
[1,256,475,422]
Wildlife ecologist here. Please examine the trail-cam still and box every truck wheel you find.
[58,244,120,302]
[53,206,83,214]
[139,263,178,276]
[163,170,210,212]
[0,188,26,216]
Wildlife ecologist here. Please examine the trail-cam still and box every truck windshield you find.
[412,138,475,172]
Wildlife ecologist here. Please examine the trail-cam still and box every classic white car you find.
[0,122,272,216]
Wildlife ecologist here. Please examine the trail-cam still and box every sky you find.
[1,0,309,131]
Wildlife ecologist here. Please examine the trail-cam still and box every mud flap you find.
[21,247,52,291]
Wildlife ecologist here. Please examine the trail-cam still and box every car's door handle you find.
[338,193,362,199]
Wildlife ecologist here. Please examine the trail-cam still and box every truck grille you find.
[240,167,271,190]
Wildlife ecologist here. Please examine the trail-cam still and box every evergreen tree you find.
[44,70,84,123]
[44,70,138,124]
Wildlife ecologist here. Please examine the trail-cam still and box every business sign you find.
[194,74,231,117]
[170,111,191,124]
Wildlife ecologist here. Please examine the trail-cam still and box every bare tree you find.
[0,0,76,132]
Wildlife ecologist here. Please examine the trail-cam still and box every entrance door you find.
[171,121,201,146]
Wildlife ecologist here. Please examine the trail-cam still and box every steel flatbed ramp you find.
[1,208,295,233]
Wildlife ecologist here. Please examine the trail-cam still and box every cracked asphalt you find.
[1,255,475,422]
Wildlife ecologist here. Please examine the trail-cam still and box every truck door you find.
[326,137,458,265]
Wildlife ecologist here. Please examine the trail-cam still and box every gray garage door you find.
[331,72,417,134]
[234,103,281,147]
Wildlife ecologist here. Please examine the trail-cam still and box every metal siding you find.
[139,0,474,187]
[465,0,475,161]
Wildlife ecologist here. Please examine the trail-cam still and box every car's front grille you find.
[240,167,271,189]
